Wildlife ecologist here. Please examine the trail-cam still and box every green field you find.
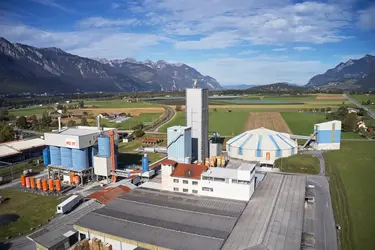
[0,189,62,241]
[89,113,162,130]
[9,106,49,116]
[274,154,320,174]
[324,141,375,250]
[263,95,318,100]
[159,111,186,132]
[281,112,362,139]
[84,100,155,108]
[350,94,375,109]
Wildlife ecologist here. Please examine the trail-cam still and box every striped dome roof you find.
[226,127,297,151]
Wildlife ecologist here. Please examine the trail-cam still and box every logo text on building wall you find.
[65,139,77,147]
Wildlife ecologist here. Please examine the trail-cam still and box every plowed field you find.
[244,112,291,133]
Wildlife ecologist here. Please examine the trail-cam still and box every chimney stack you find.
[58,116,61,132]
[97,115,101,130]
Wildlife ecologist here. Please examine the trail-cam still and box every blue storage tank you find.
[98,136,110,157]
[50,146,61,166]
[72,148,89,171]
[43,147,51,166]
[114,144,118,169]
[142,154,149,172]
[60,147,73,169]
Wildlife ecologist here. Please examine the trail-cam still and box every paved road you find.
[307,175,338,250]
[0,172,47,189]
[303,151,326,175]
[345,94,375,119]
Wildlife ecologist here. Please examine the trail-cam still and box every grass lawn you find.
[281,112,362,139]
[263,95,318,100]
[0,188,62,241]
[84,100,155,108]
[9,106,50,116]
[159,111,186,132]
[324,141,375,250]
[274,154,320,174]
[89,113,162,130]
[209,109,250,135]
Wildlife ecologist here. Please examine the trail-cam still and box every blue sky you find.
[0,0,375,85]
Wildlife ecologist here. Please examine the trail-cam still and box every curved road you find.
[345,94,375,119]
[304,151,326,175]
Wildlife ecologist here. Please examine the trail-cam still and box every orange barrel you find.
[42,179,48,192]
[30,177,36,189]
[221,156,225,166]
[70,173,75,184]
[25,177,31,188]
[55,179,61,192]
[20,175,26,187]
[48,179,54,191]
[217,157,222,167]
[74,175,80,185]
[36,179,42,190]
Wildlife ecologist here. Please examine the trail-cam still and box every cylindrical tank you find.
[42,179,48,192]
[114,144,118,169]
[74,175,80,185]
[55,179,61,192]
[98,136,111,157]
[30,177,36,189]
[205,158,210,167]
[60,147,73,169]
[50,146,61,166]
[69,173,75,184]
[91,145,98,168]
[20,175,26,187]
[48,179,54,191]
[220,156,225,167]
[36,179,42,190]
[43,147,51,166]
[217,157,222,167]
[25,177,31,188]
[72,148,89,171]
[142,154,149,172]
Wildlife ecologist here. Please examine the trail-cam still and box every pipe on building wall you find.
[109,130,116,183]
[97,116,101,130]
[58,116,61,132]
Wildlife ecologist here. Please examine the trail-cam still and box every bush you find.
[134,129,145,138]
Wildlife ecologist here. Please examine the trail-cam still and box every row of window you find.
[231,179,250,184]
[202,176,226,182]
[173,187,198,194]
[173,179,198,185]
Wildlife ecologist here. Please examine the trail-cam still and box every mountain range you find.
[306,54,375,90]
[0,37,221,93]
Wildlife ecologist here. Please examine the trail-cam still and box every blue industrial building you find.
[313,120,342,150]
[167,126,192,164]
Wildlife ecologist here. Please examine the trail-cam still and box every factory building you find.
[0,138,45,164]
[226,127,298,164]
[312,120,341,150]
[186,86,209,162]
[158,159,256,201]
[167,126,192,163]
[43,122,118,185]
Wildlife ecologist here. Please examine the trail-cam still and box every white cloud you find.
[293,46,314,51]
[136,0,352,46]
[272,48,287,52]
[238,50,260,55]
[187,56,331,85]
[0,22,168,59]
[77,17,139,28]
[174,32,239,50]
[111,3,120,9]
[357,5,375,30]
[32,0,74,13]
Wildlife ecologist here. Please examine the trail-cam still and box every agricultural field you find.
[244,112,291,133]
[83,99,155,108]
[274,154,320,175]
[88,112,162,130]
[350,94,375,107]
[324,141,375,250]
[0,188,62,241]
[9,106,49,116]
[281,112,361,139]
[209,109,251,136]
[159,111,186,133]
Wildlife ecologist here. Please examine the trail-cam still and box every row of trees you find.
[326,106,372,132]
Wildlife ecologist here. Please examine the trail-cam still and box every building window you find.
[183,180,188,184]
[202,176,213,181]
[232,179,250,185]
[192,190,198,194]
[192,181,198,185]
[213,177,225,182]
[173,179,179,183]
[183,188,188,192]
[202,187,213,192]
[173,187,179,191]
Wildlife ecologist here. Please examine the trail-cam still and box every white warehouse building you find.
[226,127,298,164]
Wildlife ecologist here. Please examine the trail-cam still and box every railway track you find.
[144,105,176,132]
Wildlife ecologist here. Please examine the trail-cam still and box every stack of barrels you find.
[20,175,62,193]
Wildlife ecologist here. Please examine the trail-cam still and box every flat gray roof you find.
[28,200,103,249]
[75,188,247,250]
[222,173,306,250]
[47,128,99,136]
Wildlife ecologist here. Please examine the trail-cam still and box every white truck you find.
[56,195,81,214]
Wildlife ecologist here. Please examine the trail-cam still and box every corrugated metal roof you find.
[227,127,297,151]
[0,145,20,158]
[86,185,132,204]
[0,138,45,158]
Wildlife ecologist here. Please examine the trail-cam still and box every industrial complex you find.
[1,82,343,250]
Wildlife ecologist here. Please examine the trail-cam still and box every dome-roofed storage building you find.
[226,127,298,164]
